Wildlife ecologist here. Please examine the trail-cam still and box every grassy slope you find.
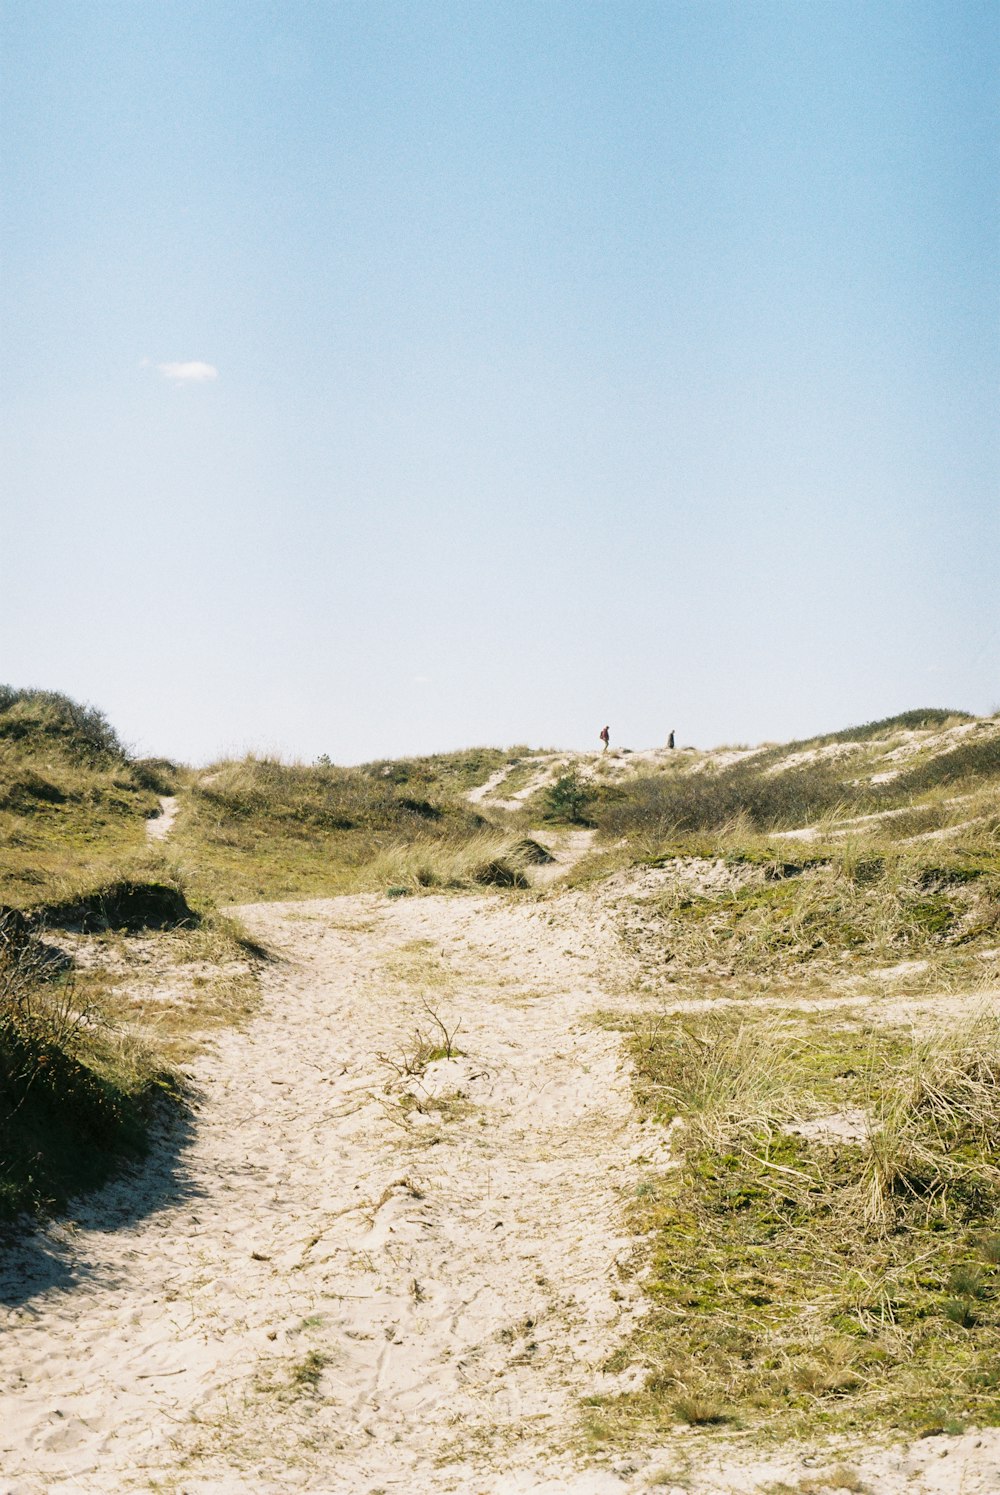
[171,749,537,904]
[0,689,175,911]
[570,712,1000,1445]
[586,1008,1000,1443]
[0,692,233,1223]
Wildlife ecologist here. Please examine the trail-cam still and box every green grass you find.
[588,1008,1000,1442]
[0,685,129,760]
[360,745,530,795]
[0,687,169,910]
[0,688,256,1227]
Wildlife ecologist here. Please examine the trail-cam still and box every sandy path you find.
[529,827,599,887]
[467,757,568,815]
[145,795,179,842]
[0,890,662,1494]
[466,765,517,805]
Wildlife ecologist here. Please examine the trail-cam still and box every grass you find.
[361,745,531,795]
[0,914,177,1222]
[635,851,1000,987]
[576,718,1000,1450]
[0,688,267,1226]
[0,687,173,911]
[585,1006,1000,1443]
[170,754,519,903]
[0,686,129,760]
[594,760,867,841]
[756,708,972,756]
[367,830,542,893]
[589,711,1000,851]
[0,761,161,911]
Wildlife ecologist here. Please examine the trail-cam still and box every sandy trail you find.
[529,828,599,887]
[466,765,517,805]
[145,795,179,842]
[0,889,661,1494]
[468,757,568,815]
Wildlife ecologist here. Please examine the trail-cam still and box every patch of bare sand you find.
[145,794,179,842]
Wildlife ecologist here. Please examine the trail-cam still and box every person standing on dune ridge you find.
[600,725,610,752]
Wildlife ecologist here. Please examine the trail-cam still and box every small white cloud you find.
[155,360,219,384]
[412,674,432,685]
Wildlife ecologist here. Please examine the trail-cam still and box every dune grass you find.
[577,716,1000,1447]
[0,688,260,1226]
[636,850,999,987]
[587,713,1000,850]
[585,1007,1000,1443]
[0,688,172,911]
[360,745,530,796]
[0,915,178,1222]
[170,753,527,903]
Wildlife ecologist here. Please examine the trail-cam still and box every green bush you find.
[545,769,594,824]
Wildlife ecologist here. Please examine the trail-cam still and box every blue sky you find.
[2,1,997,763]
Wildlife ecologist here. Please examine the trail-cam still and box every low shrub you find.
[545,769,594,824]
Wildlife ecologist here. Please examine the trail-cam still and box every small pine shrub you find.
[545,769,594,824]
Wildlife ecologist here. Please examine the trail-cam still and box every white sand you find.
[0,889,655,1492]
[145,795,179,842]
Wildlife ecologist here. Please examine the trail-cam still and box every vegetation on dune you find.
[361,745,529,796]
[579,709,1000,1446]
[0,913,175,1222]
[0,687,259,1226]
[588,711,999,849]
[0,685,171,912]
[630,853,1000,989]
[173,754,512,903]
[587,1009,1000,1440]
[896,733,1000,795]
[544,768,595,825]
[594,760,855,840]
[0,686,128,762]
[368,831,549,893]
[777,707,974,751]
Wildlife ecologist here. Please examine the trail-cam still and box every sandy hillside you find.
[3,867,1000,1492]
[4,751,1000,1491]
